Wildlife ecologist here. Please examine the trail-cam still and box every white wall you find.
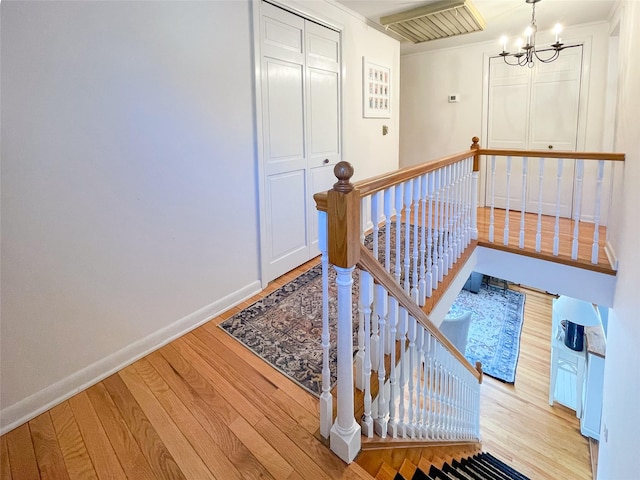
[400,21,611,165]
[0,0,400,433]
[0,0,261,431]
[400,21,615,228]
[597,2,640,478]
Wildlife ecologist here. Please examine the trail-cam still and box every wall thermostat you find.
[448,94,460,103]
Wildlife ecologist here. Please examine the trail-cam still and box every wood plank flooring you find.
[1,210,599,479]
[479,285,592,480]
[477,206,613,273]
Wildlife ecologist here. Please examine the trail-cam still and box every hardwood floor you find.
[0,259,373,480]
[480,285,592,479]
[1,211,599,479]
[477,206,613,273]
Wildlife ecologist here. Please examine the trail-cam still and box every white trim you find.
[604,240,619,271]
[0,280,262,435]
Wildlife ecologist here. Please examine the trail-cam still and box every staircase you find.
[314,138,623,465]
[376,452,530,480]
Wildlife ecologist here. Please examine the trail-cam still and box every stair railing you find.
[477,147,625,268]
[314,140,482,463]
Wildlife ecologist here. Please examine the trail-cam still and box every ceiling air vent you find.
[380,0,486,44]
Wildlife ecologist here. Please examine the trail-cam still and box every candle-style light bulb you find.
[500,35,508,53]
[525,26,533,46]
[553,23,562,44]
[516,38,523,53]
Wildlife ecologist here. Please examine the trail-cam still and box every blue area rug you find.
[449,284,526,384]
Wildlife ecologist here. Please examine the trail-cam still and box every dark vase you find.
[564,321,585,351]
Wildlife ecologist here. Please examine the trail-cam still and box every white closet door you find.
[486,57,530,211]
[259,3,342,282]
[486,47,583,217]
[306,20,341,254]
[526,46,583,215]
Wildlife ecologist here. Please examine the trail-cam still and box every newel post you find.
[470,137,480,240]
[327,161,362,463]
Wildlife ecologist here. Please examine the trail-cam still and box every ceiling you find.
[336,0,616,54]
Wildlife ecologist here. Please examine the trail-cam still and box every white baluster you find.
[415,326,425,437]
[470,156,479,241]
[397,306,408,436]
[384,188,394,355]
[446,165,454,270]
[419,174,428,305]
[355,275,366,391]
[427,336,436,440]
[572,160,585,260]
[394,183,404,286]
[318,211,332,439]
[504,156,512,245]
[370,195,380,372]
[375,285,388,438]
[384,188,393,274]
[435,342,443,439]
[355,199,367,390]
[404,179,413,295]
[330,265,361,462]
[519,157,528,249]
[433,169,442,283]
[360,271,374,438]
[406,315,417,437]
[387,290,399,438]
[451,163,460,261]
[553,159,563,256]
[441,166,450,275]
[536,158,545,252]
[420,331,431,439]
[468,157,475,244]
[489,156,497,242]
[457,161,464,257]
[372,192,380,260]
[412,176,420,302]
[592,160,605,264]
[426,172,434,298]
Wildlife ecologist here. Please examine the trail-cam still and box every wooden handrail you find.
[478,148,625,161]
[314,145,625,213]
[357,244,483,382]
[314,149,476,213]
[354,149,476,197]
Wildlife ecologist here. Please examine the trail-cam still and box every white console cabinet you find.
[548,298,606,440]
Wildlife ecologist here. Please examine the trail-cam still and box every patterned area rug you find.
[219,263,340,397]
[448,284,526,384]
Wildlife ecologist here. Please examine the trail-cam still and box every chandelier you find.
[499,0,577,67]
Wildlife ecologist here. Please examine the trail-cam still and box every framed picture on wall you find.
[363,57,390,118]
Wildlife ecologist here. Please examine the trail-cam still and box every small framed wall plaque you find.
[363,57,390,118]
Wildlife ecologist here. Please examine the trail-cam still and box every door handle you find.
[323,159,329,164]
[548,145,554,149]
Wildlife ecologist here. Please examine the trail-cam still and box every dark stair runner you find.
[394,452,530,480]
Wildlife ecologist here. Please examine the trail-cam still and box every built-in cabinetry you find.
[548,298,606,440]
[582,324,606,440]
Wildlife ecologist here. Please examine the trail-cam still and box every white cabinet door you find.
[306,21,340,255]
[259,3,341,282]
[486,47,583,217]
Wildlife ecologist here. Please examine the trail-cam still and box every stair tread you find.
[398,458,418,480]
[376,462,400,480]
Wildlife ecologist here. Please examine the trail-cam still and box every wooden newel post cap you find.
[471,136,480,150]
[333,161,354,193]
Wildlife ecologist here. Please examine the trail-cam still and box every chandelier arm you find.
[499,0,580,67]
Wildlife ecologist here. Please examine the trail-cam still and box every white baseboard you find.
[0,280,262,435]
[604,240,618,270]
